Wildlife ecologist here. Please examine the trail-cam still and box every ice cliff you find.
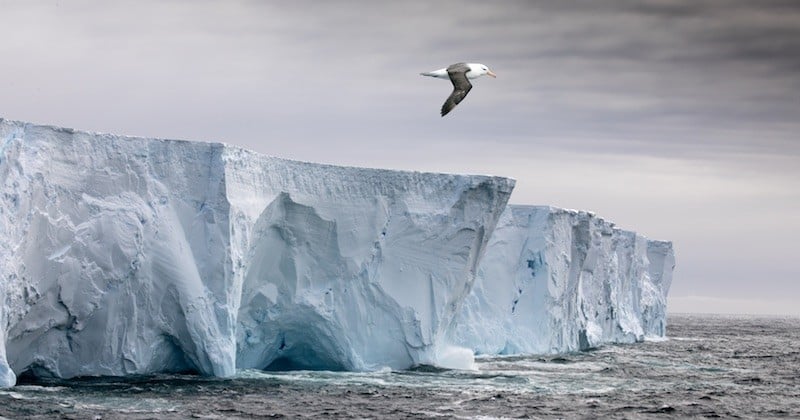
[0,119,513,387]
[450,206,674,355]
[0,118,674,388]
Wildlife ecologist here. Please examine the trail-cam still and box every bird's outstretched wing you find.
[441,64,473,117]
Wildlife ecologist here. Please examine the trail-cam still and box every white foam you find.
[433,345,477,371]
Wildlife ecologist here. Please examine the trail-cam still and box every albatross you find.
[420,62,496,116]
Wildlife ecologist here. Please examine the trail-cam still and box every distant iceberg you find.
[450,206,674,355]
[0,118,673,388]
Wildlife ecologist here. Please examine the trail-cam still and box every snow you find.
[0,118,674,388]
[450,205,674,355]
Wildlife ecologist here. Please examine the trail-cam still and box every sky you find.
[1,1,798,316]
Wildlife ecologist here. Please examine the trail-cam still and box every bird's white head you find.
[467,63,497,79]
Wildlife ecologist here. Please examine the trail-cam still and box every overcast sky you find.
[2,1,799,315]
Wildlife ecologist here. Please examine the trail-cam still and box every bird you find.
[420,62,496,116]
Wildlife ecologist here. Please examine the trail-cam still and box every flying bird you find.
[420,62,496,116]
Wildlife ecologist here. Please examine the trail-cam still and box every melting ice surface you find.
[0,119,673,388]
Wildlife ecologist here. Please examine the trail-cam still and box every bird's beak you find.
[487,70,497,78]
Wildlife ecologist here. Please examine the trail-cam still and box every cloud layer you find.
[1,1,798,313]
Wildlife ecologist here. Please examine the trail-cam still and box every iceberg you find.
[0,119,513,387]
[0,118,674,388]
[450,205,674,355]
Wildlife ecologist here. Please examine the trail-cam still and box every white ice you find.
[450,206,674,355]
[0,119,674,388]
[0,119,513,387]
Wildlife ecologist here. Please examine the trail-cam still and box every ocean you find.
[1,314,798,419]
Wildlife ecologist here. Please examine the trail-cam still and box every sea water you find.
[1,314,798,419]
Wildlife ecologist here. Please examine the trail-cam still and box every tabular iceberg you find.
[450,205,674,355]
[0,119,514,387]
[0,118,675,388]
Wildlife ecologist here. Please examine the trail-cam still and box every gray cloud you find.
[1,0,798,313]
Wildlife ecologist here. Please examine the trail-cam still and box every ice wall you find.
[451,205,674,355]
[0,119,514,387]
[225,149,513,371]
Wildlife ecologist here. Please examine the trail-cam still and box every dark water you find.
[1,314,798,419]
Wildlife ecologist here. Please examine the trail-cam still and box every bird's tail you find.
[420,68,449,78]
